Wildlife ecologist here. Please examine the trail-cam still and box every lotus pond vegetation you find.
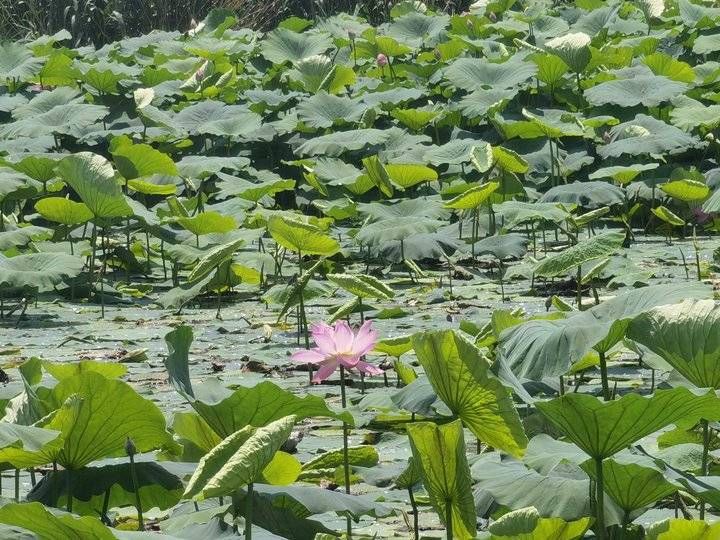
[3,0,720,538]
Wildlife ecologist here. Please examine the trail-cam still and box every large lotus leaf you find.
[660,179,709,201]
[385,163,438,189]
[588,163,658,185]
[496,200,569,227]
[0,104,108,139]
[471,454,593,522]
[444,182,499,210]
[355,216,443,245]
[378,230,463,262]
[296,128,390,157]
[40,372,177,469]
[646,519,720,540]
[407,420,476,539]
[41,359,126,380]
[387,11,449,43]
[457,88,516,118]
[172,101,262,137]
[164,326,351,435]
[539,181,625,208]
[472,233,529,260]
[0,225,51,250]
[254,483,393,520]
[580,454,677,513]
[584,75,686,107]
[183,415,295,500]
[536,388,719,459]
[358,197,449,222]
[519,108,586,139]
[0,423,62,469]
[111,140,177,181]
[423,138,478,166]
[484,507,591,540]
[286,55,356,94]
[444,56,537,91]
[0,169,40,201]
[28,461,183,516]
[497,283,710,380]
[261,28,332,64]
[2,153,65,183]
[176,155,250,179]
[12,87,82,120]
[326,273,393,300]
[643,53,695,83]
[391,108,440,131]
[55,153,133,219]
[187,238,245,283]
[534,230,625,278]
[0,502,116,540]
[362,155,394,197]
[412,330,528,457]
[627,299,720,388]
[35,198,93,226]
[544,32,591,73]
[669,96,720,131]
[598,115,701,158]
[177,211,237,237]
[693,33,720,55]
[0,253,83,292]
[296,92,367,129]
[0,43,43,81]
[267,215,339,256]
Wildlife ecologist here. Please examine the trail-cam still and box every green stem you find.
[66,470,73,513]
[14,469,19,502]
[701,419,710,519]
[595,457,606,540]
[598,351,610,401]
[129,454,144,530]
[245,483,253,540]
[340,366,352,539]
[576,265,582,310]
[408,488,419,540]
[445,499,453,540]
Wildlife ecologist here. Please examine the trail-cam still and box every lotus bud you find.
[348,30,356,40]
[603,131,612,144]
[125,436,137,457]
[466,17,474,28]
[706,132,715,142]
[196,66,206,81]
[189,18,198,30]
[488,12,497,22]
[376,53,389,67]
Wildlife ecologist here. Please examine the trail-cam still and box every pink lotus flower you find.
[292,321,382,383]
[376,53,389,67]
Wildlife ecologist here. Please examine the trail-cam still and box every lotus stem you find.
[408,488,419,540]
[576,265,582,310]
[126,438,144,530]
[66,469,73,512]
[595,457,606,540]
[14,469,19,502]
[101,488,111,524]
[701,419,710,519]
[445,498,453,540]
[340,365,352,539]
[245,482,253,540]
[598,351,610,401]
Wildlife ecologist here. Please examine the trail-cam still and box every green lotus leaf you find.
[493,146,529,173]
[498,283,710,380]
[172,101,262,138]
[544,32,591,73]
[643,52,695,83]
[585,75,686,108]
[385,163,437,188]
[176,155,250,179]
[12,87,82,120]
[444,56,537,91]
[296,128,390,157]
[111,138,177,181]
[28,462,184,516]
[55,153,133,219]
[41,359,127,380]
[0,42,44,81]
[362,155,394,197]
[301,446,379,472]
[187,238,246,283]
[485,506,591,540]
[0,424,62,469]
[355,216,443,245]
[0,502,116,539]
[39,372,178,469]
[177,211,237,237]
[651,205,684,226]
[539,181,625,208]
[2,153,65,183]
[261,27,332,64]
[0,253,83,292]
[536,388,719,459]
[374,335,413,357]
[183,415,296,500]
[520,108,586,139]
[267,215,339,256]
[326,273,394,300]
[0,225,52,250]
[0,104,108,139]
[296,92,367,129]
[535,230,624,278]
[412,330,528,457]
[534,53,569,88]
[599,115,700,159]
[127,174,179,196]
[580,454,677,513]
[646,519,720,540]
[406,419,476,539]
[588,163,658,185]
[35,198,93,226]
[0,168,41,202]
[660,179,709,201]
[444,182,499,210]
[496,200,569,228]
[693,32,720,55]
[390,108,439,131]
[669,96,720,131]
